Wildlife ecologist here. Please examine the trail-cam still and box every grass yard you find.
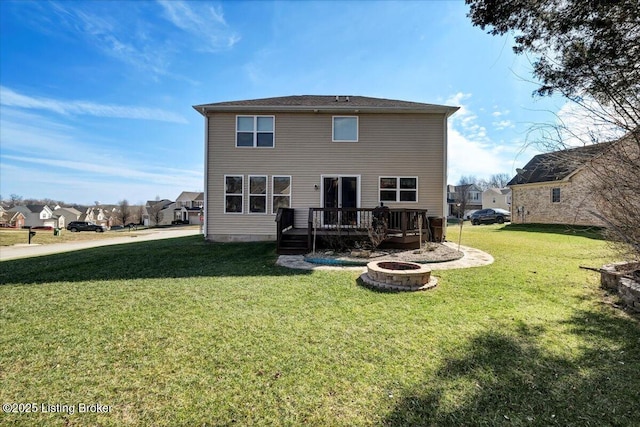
[0,228,141,247]
[1,224,639,426]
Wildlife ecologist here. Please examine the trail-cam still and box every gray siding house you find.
[194,95,458,245]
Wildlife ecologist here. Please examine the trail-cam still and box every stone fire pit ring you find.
[360,260,438,292]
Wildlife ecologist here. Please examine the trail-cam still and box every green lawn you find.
[0,227,145,247]
[1,224,638,426]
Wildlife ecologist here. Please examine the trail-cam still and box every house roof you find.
[8,205,33,215]
[194,95,459,116]
[485,187,511,195]
[26,204,48,213]
[508,142,613,186]
[176,191,203,201]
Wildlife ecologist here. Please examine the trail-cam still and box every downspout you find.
[442,114,449,219]
[203,111,209,238]
[442,107,459,219]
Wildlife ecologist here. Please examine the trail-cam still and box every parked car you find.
[465,210,480,220]
[470,208,511,225]
[110,225,124,230]
[171,220,189,225]
[66,221,105,232]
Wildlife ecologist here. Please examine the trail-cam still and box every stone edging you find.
[601,262,640,313]
[276,243,494,271]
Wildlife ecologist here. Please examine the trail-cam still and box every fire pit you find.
[360,260,437,291]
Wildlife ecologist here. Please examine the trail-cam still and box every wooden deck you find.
[276,207,445,254]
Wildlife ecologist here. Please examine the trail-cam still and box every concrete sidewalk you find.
[0,228,202,261]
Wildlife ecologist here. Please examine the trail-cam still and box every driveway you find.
[0,228,202,261]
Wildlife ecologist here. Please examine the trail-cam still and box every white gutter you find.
[193,105,459,116]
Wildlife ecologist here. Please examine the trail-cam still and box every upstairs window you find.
[237,116,274,148]
[551,187,561,203]
[333,116,358,142]
[379,177,418,202]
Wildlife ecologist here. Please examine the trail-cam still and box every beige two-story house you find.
[194,95,458,248]
[482,187,511,211]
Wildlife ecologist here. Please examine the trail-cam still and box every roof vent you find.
[346,96,350,102]
[335,96,339,102]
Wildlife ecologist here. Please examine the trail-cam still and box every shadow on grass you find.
[0,236,310,285]
[383,309,640,426]
[494,223,606,241]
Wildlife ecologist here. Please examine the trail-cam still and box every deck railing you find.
[307,207,430,244]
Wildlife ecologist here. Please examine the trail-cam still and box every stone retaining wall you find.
[601,262,640,313]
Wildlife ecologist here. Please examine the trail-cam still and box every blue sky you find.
[0,0,566,205]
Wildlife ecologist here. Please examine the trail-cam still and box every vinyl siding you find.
[206,112,447,240]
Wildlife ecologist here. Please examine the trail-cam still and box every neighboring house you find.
[447,184,483,218]
[507,143,613,226]
[8,211,26,228]
[482,187,511,211]
[81,207,110,227]
[0,207,26,228]
[175,191,204,224]
[7,205,59,228]
[143,199,176,226]
[193,95,458,245]
[52,207,82,229]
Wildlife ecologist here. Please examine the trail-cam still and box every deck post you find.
[401,209,407,239]
[307,208,314,253]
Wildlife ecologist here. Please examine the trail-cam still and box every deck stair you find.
[277,230,308,254]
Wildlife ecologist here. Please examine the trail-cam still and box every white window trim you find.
[224,175,244,214]
[378,176,419,203]
[248,175,268,215]
[320,174,362,209]
[272,175,292,214]
[332,116,359,142]
[236,115,275,148]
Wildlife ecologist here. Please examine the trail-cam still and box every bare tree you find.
[117,199,131,226]
[136,204,145,225]
[9,194,23,207]
[148,202,165,227]
[489,173,511,188]
[453,176,477,219]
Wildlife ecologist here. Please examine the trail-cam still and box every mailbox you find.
[28,230,36,244]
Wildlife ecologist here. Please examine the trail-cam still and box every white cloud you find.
[158,0,240,52]
[46,1,173,77]
[491,109,510,117]
[553,98,627,147]
[492,120,514,130]
[3,154,200,187]
[0,86,187,123]
[19,1,238,80]
[445,92,527,184]
[0,105,202,204]
[0,162,199,205]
